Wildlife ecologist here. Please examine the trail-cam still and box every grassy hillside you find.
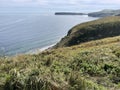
[0,36,120,90]
[54,16,120,48]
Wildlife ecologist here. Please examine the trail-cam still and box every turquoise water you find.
[0,14,97,55]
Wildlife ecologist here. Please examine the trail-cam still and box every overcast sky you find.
[0,0,120,13]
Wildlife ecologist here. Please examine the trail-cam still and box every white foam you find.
[26,44,55,55]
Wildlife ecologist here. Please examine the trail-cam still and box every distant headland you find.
[88,9,120,17]
[55,9,120,17]
[55,12,87,15]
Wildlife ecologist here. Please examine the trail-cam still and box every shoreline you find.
[26,44,56,55]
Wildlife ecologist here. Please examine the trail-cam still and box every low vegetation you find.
[54,16,120,48]
[0,36,120,90]
[0,16,120,90]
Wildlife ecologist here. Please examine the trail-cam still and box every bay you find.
[0,14,97,55]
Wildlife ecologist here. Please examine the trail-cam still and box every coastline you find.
[26,44,56,55]
[0,15,97,56]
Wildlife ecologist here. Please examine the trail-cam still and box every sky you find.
[0,0,120,13]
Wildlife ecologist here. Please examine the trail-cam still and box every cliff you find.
[54,16,120,48]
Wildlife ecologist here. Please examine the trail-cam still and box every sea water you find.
[0,14,97,55]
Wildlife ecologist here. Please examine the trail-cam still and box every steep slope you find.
[0,36,120,90]
[54,16,120,48]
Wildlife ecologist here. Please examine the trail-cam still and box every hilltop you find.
[54,16,120,48]
[88,9,120,17]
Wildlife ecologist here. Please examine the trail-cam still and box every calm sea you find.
[0,14,97,56]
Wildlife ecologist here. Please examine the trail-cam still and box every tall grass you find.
[0,36,120,90]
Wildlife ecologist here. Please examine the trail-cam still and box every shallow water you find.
[0,14,97,55]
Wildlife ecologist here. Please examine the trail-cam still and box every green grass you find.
[54,16,120,48]
[1,16,120,90]
[0,36,120,90]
